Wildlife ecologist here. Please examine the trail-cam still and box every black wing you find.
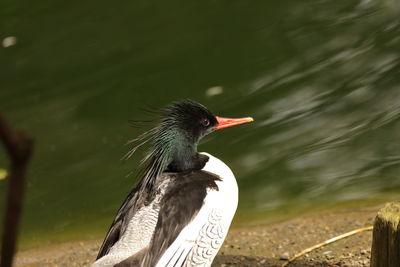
[142,170,220,266]
[97,170,220,265]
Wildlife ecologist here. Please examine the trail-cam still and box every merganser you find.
[93,99,253,267]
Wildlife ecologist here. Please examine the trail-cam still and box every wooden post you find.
[371,202,400,267]
[0,111,33,267]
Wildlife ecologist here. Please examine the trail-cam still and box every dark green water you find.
[1,0,400,247]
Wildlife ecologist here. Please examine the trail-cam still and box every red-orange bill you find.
[214,116,254,130]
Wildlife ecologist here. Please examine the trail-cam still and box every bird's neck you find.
[168,150,208,172]
[139,127,209,200]
[166,138,208,172]
[156,129,208,172]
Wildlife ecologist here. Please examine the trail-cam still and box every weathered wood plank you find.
[371,202,400,267]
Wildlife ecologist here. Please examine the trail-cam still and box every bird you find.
[92,99,253,267]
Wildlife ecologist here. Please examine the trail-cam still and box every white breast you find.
[200,152,239,219]
[156,152,239,267]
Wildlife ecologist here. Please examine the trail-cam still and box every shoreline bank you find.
[15,206,379,267]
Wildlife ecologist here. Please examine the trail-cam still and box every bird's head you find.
[161,99,253,143]
[124,99,253,185]
[160,99,218,144]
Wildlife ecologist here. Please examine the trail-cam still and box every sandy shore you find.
[15,207,378,267]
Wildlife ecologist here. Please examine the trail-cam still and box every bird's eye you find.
[202,119,210,127]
